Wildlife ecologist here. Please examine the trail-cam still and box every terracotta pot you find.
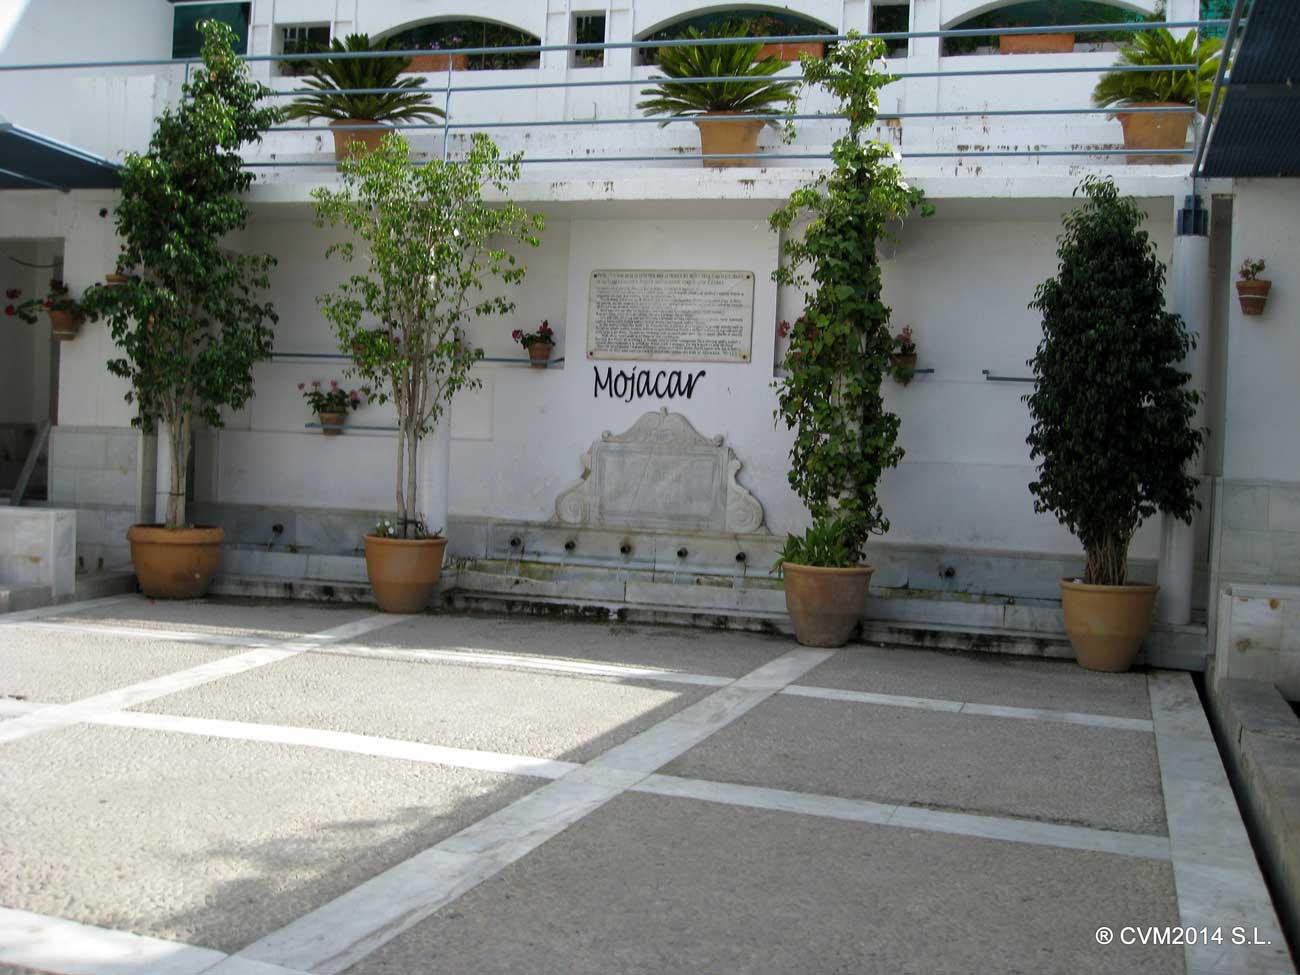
[755,41,825,63]
[404,52,470,73]
[1059,579,1158,672]
[1236,279,1271,316]
[48,309,83,341]
[693,113,765,169]
[364,533,448,613]
[527,343,553,368]
[782,562,875,647]
[999,33,1075,54]
[127,525,225,600]
[1114,103,1194,165]
[105,273,130,286]
[318,411,346,436]
[890,352,918,385]
[329,119,390,162]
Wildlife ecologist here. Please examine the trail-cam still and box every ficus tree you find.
[770,34,931,565]
[80,20,281,530]
[1026,176,1203,586]
[312,132,542,537]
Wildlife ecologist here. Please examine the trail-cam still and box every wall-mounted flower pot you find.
[105,273,130,287]
[364,533,448,613]
[890,352,917,385]
[329,119,390,162]
[755,41,825,62]
[317,411,346,436]
[782,562,874,647]
[49,309,83,341]
[999,33,1075,54]
[1114,103,1193,165]
[404,53,470,73]
[528,343,554,368]
[1236,279,1271,316]
[694,113,764,169]
[1059,579,1158,672]
[127,525,225,599]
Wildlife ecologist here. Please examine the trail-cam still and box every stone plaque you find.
[587,269,754,363]
[554,409,767,534]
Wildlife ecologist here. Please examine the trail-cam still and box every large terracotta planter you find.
[404,52,470,73]
[755,41,825,62]
[1114,103,1193,165]
[999,33,1075,54]
[1059,579,1158,672]
[782,562,875,648]
[49,309,83,341]
[694,113,765,169]
[364,534,448,613]
[127,525,224,600]
[329,119,389,162]
[527,343,554,368]
[1236,279,1271,316]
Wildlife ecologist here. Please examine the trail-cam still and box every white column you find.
[416,418,452,537]
[1156,188,1211,625]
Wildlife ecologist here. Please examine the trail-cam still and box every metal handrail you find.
[1193,0,1249,176]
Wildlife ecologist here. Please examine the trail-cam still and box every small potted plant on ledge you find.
[512,319,556,367]
[5,281,85,340]
[1026,176,1202,672]
[638,24,799,168]
[770,35,931,647]
[299,380,362,434]
[284,34,445,163]
[1236,258,1271,316]
[406,38,468,74]
[890,325,917,384]
[313,131,541,613]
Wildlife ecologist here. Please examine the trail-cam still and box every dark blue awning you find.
[0,121,121,191]
[1202,0,1300,178]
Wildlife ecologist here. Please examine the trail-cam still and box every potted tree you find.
[312,132,542,613]
[284,34,445,162]
[78,20,280,599]
[1093,28,1221,164]
[1026,176,1203,672]
[1236,258,1270,316]
[638,24,799,168]
[770,35,931,648]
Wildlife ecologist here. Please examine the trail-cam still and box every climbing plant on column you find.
[312,131,542,612]
[768,34,931,647]
[1025,175,1202,672]
[79,20,280,598]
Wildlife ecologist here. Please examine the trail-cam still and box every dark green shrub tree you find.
[770,35,930,565]
[1025,176,1203,585]
[80,20,281,529]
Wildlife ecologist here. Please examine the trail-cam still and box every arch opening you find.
[383,18,542,70]
[943,1,1160,56]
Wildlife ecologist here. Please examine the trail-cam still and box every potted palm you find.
[283,34,445,162]
[313,132,542,613]
[1026,176,1203,672]
[770,35,931,647]
[78,20,280,599]
[1093,28,1221,164]
[1236,258,1270,316]
[638,24,799,168]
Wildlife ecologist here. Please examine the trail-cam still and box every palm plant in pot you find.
[637,24,799,168]
[1092,28,1221,164]
[283,33,445,162]
[78,20,280,599]
[312,132,542,613]
[1026,176,1203,672]
[769,35,931,648]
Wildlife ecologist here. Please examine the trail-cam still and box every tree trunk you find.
[1084,532,1130,586]
[406,425,419,537]
[166,411,190,530]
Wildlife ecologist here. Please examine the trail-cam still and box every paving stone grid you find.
[0,595,1294,975]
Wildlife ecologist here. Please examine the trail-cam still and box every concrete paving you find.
[0,595,1293,975]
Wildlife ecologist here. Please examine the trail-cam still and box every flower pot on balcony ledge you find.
[404,52,470,73]
[999,33,1075,54]
[755,41,825,62]
[695,112,765,168]
[329,119,389,162]
[528,343,554,368]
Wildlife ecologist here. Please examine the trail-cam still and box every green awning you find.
[0,121,121,191]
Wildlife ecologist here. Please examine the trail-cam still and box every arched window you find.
[638,8,834,65]
[385,19,541,70]
[943,1,1156,56]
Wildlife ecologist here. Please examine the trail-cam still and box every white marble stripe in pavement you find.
[0,613,402,746]
[0,593,137,625]
[0,906,311,975]
[232,647,835,975]
[781,683,1155,732]
[1148,672,1297,975]
[635,774,1172,861]
[13,620,278,648]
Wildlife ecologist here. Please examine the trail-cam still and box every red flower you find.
[511,329,523,342]
[329,380,338,389]
[3,305,14,316]
[538,320,553,336]
[42,300,52,308]
[297,382,305,390]
[311,380,320,388]
[777,319,791,338]
[4,288,18,299]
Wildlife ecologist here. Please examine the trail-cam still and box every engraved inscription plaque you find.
[587,269,754,363]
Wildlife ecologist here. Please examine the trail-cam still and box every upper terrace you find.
[0,0,1249,196]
